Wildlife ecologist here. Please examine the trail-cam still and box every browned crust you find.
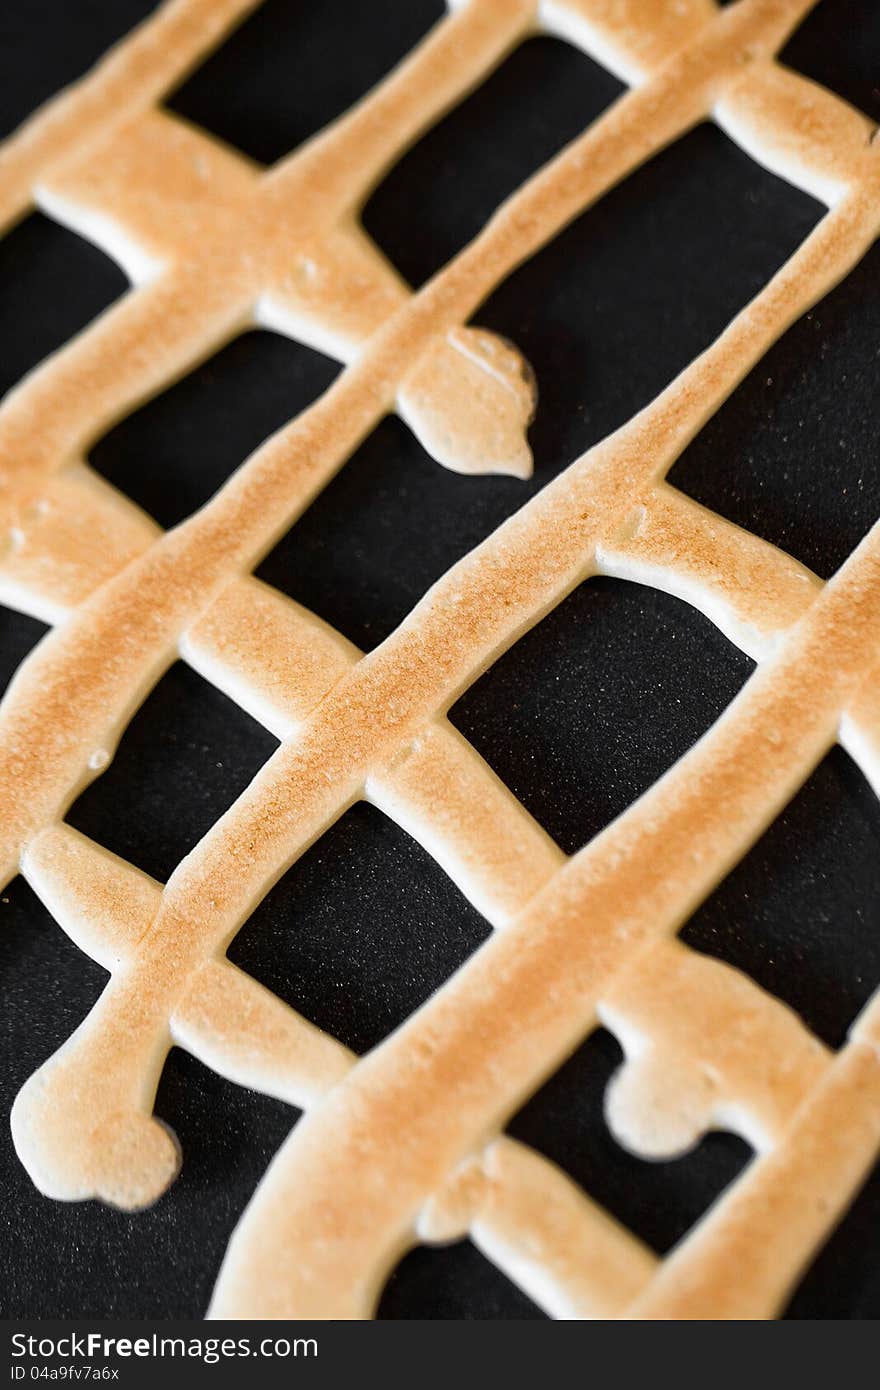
[0,0,877,1319]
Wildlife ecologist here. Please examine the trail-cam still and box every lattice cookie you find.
[1,0,879,1319]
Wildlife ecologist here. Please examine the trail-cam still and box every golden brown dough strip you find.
[2,0,879,1319]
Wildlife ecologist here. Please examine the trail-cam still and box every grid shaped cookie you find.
[1,0,878,1319]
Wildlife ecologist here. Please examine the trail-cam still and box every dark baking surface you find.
[1,0,879,1320]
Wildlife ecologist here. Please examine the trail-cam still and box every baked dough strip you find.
[1,0,873,900]
[209,508,880,1317]
[15,193,878,1301]
[2,0,879,1318]
[2,0,864,556]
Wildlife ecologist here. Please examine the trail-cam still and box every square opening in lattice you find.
[0,607,47,701]
[779,0,880,122]
[786,1156,880,1319]
[228,801,491,1057]
[449,577,754,856]
[681,748,880,1051]
[474,122,822,473]
[669,241,880,581]
[362,36,623,288]
[378,1241,545,1320]
[0,214,128,402]
[65,661,279,884]
[0,0,158,140]
[89,330,339,530]
[166,0,445,166]
[255,415,534,652]
[507,1028,752,1256]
